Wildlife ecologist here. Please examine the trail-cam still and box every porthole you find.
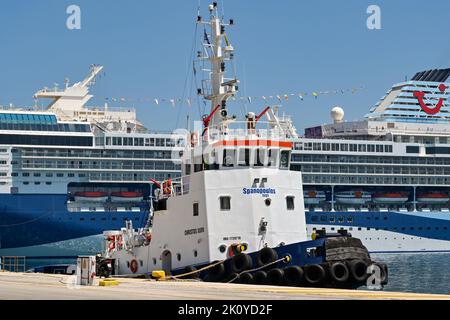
[177,253,181,261]
[265,198,272,207]
[219,244,227,253]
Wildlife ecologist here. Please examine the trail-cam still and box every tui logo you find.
[414,83,448,115]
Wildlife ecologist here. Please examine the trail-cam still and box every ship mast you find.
[197,2,239,128]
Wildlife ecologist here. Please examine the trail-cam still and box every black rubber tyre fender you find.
[304,264,327,286]
[207,261,225,281]
[231,253,253,273]
[253,270,268,285]
[238,272,254,285]
[283,266,304,287]
[267,268,285,286]
[255,247,278,268]
[329,262,350,284]
[183,265,200,279]
[225,272,240,283]
[347,259,369,283]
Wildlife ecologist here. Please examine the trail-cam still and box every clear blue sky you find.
[1,0,450,132]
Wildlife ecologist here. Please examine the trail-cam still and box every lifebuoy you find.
[108,242,115,251]
[190,132,198,147]
[130,259,139,274]
[162,179,172,195]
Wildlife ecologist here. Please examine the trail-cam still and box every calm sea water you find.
[2,237,450,295]
[368,253,450,295]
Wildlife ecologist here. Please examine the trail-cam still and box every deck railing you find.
[0,256,26,273]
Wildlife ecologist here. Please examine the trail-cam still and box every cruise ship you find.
[0,65,183,249]
[294,68,450,253]
[2,61,450,253]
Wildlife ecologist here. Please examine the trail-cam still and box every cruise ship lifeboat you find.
[74,191,109,202]
[110,191,144,203]
[304,190,326,205]
[417,193,449,204]
[335,191,371,205]
[372,192,409,204]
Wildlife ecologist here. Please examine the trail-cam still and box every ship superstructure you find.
[0,66,183,249]
[101,4,385,290]
[293,69,450,252]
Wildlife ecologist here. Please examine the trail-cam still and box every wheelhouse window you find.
[220,196,231,211]
[223,149,235,168]
[238,149,250,167]
[280,150,290,169]
[255,149,266,167]
[286,196,295,210]
[268,149,278,167]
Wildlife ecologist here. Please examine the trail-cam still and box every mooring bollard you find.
[76,256,96,286]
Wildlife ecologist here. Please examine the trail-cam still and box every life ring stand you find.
[130,259,139,274]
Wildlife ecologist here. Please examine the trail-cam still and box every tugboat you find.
[98,2,387,289]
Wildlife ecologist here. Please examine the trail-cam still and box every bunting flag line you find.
[103,86,364,107]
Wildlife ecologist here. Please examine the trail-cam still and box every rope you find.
[163,259,225,281]
[226,256,289,284]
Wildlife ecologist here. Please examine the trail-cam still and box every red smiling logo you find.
[414,83,448,115]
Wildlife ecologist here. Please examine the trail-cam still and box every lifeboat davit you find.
[417,193,449,204]
[74,191,109,202]
[335,191,371,205]
[110,191,144,203]
[304,190,326,205]
[372,192,409,204]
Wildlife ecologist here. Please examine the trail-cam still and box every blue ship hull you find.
[0,194,148,249]
[305,210,450,253]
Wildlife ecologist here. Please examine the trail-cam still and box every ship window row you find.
[291,154,450,166]
[0,113,57,125]
[18,160,180,171]
[105,137,177,148]
[297,164,450,175]
[0,122,91,133]
[22,181,52,185]
[396,135,450,145]
[18,148,175,160]
[302,174,450,186]
[0,135,92,147]
[87,172,177,182]
[295,142,393,153]
[17,172,179,181]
